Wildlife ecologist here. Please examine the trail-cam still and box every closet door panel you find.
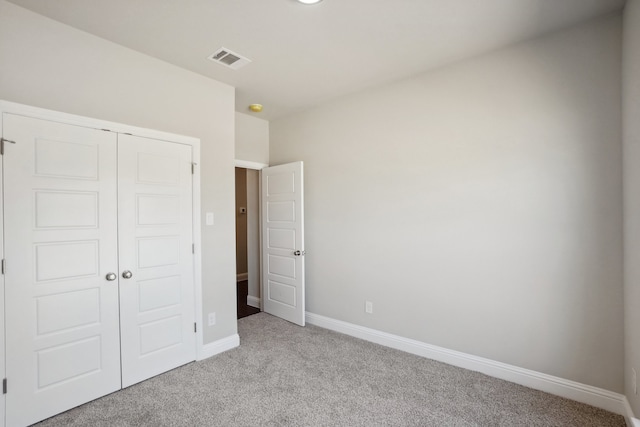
[3,114,121,427]
[117,134,195,388]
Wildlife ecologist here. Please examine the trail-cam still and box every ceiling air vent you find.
[207,47,251,70]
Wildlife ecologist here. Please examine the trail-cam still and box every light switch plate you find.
[206,212,214,225]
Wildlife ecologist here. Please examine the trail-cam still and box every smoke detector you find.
[207,47,251,70]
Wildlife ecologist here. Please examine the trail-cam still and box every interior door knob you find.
[293,250,306,256]
[105,272,117,281]
[122,270,133,279]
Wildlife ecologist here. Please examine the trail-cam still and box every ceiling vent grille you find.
[207,47,251,70]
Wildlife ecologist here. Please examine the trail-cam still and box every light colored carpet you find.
[36,312,624,426]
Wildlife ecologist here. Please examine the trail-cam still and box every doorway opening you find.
[235,167,261,319]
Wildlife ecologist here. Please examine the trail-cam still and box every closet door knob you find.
[105,272,117,281]
[122,270,133,279]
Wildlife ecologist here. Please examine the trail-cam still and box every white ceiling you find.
[8,0,626,121]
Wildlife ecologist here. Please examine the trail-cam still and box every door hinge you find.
[194,322,197,333]
[1,259,5,275]
[192,244,195,254]
[191,163,195,175]
[1,138,16,155]
[3,378,7,394]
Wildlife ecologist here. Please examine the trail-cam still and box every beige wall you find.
[236,112,269,165]
[624,0,640,415]
[271,15,623,392]
[234,112,267,302]
[0,0,237,344]
[246,169,261,301]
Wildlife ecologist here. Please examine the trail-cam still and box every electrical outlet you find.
[633,368,637,395]
[365,301,373,314]
[208,312,216,326]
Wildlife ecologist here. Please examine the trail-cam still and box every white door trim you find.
[0,101,200,145]
[235,159,267,312]
[0,108,5,426]
[0,100,205,363]
[234,159,268,170]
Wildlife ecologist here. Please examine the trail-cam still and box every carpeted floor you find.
[35,312,625,426]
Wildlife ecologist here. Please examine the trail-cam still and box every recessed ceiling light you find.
[298,0,322,4]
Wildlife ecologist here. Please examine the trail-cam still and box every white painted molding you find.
[0,105,5,427]
[0,100,200,144]
[247,295,261,309]
[306,312,627,416]
[197,334,239,361]
[623,397,640,427]
[236,273,248,281]
[235,159,268,170]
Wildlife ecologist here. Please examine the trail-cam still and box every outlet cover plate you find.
[365,301,373,314]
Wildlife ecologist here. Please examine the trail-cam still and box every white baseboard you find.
[197,333,239,361]
[247,295,261,309]
[306,312,627,416]
[236,273,248,281]
[623,396,640,426]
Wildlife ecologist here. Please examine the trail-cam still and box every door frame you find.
[0,100,205,364]
[234,160,268,312]
[234,160,307,323]
[0,105,5,426]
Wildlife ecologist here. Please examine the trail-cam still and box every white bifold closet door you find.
[4,114,121,427]
[117,133,195,388]
[3,114,195,426]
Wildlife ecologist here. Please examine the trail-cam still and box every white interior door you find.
[261,162,305,326]
[3,114,121,427]
[117,134,196,387]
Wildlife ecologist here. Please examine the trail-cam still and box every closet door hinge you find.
[191,163,196,175]
[3,378,7,394]
[194,323,197,333]
[0,138,16,155]
[192,244,195,254]
[1,259,5,275]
